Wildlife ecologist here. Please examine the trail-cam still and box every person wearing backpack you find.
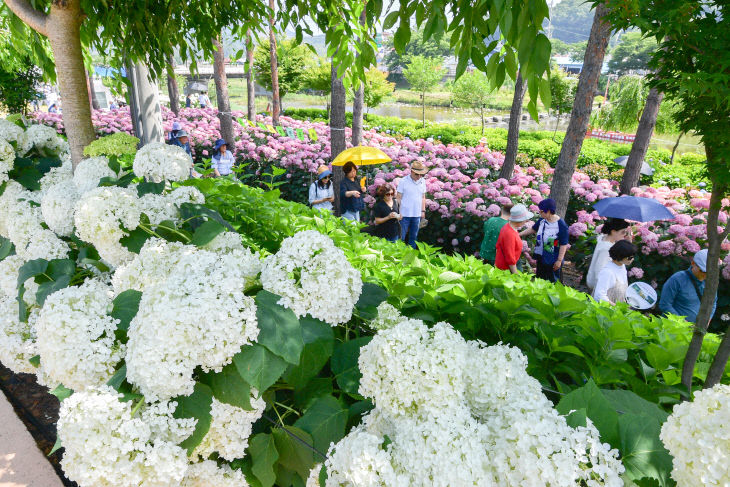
[520,198,569,283]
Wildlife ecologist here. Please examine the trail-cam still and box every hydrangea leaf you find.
[178,202,234,231]
[331,337,372,396]
[272,426,316,479]
[0,237,14,261]
[294,395,347,454]
[199,362,253,410]
[190,219,227,247]
[119,227,151,253]
[233,344,288,394]
[136,181,165,197]
[293,378,334,411]
[248,433,279,487]
[618,413,673,486]
[255,290,305,365]
[110,290,143,339]
[50,384,73,402]
[173,382,213,455]
[355,282,389,320]
[601,390,669,422]
[555,379,620,449]
[283,317,334,389]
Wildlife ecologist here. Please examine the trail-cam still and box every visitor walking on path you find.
[309,165,334,212]
[340,161,365,222]
[592,240,637,304]
[373,183,402,243]
[480,203,513,266]
[496,204,534,274]
[586,218,631,291]
[520,198,569,283]
[211,139,235,177]
[397,161,428,249]
[659,249,717,324]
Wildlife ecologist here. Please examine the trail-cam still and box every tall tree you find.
[402,55,443,128]
[451,71,492,134]
[212,36,234,147]
[549,3,612,216]
[383,26,453,76]
[607,31,657,75]
[245,30,256,121]
[351,9,367,146]
[619,87,663,194]
[548,66,577,139]
[330,59,347,216]
[166,54,180,116]
[499,72,526,180]
[267,0,280,124]
[362,68,394,113]
[253,39,311,103]
[303,57,332,114]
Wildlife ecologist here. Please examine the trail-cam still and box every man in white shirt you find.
[396,161,428,249]
[198,93,210,108]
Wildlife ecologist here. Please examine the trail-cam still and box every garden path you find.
[0,390,63,487]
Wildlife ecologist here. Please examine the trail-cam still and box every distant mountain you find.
[548,0,594,43]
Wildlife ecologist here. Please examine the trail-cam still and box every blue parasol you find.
[593,196,675,222]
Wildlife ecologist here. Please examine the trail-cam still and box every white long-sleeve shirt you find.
[592,261,628,304]
[586,235,614,290]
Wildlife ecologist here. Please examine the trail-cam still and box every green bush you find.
[83,132,140,158]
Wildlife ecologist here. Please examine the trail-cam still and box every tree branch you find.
[3,0,49,36]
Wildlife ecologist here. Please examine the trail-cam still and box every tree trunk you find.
[681,165,729,395]
[499,72,526,180]
[330,60,347,216]
[43,1,95,167]
[167,54,180,116]
[212,36,234,147]
[421,92,426,128]
[246,30,256,122]
[352,82,364,146]
[127,62,164,145]
[706,317,730,388]
[549,3,612,216]
[670,131,685,164]
[619,87,664,194]
[268,0,281,125]
[480,105,484,135]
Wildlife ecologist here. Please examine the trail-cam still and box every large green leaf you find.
[294,395,347,454]
[293,378,333,410]
[601,389,669,422]
[355,282,389,315]
[0,237,14,261]
[272,426,317,479]
[618,414,674,487]
[137,181,165,196]
[233,344,288,394]
[255,290,304,365]
[248,433,279,487]
[199,362,253,410]
[173,382,213,455]
[283,317,334,389]
[331,337,372,395]
[555,379,620,449]
[110,289,142,343]
[120,227,151,253]
[178,203,234,231]
[190,219,227,247]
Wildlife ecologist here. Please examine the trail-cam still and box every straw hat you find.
[410,161,428,175]
[316,165,332,180]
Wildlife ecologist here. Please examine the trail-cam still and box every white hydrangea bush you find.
[181,460,250,487]
[0,118,24,146]
[57,387,195,487]
[18,124,69,157]
[133,142,192,183]
[73,156,116,194]
[321,319,625,487]
[125,246,260,401]
[41,182,79,236]
[261,230,363,325]
[193,395,266,461]
[0,296,38,375]
[35,279,124,391]
[0,137,14,184]
[660,384,730,486]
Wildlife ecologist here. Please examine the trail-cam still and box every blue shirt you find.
[212,151,235,175]
[659,268,717,323]
[340,178,365,213]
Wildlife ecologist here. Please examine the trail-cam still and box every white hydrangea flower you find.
[306,464,322,487]
[166,186,205,206]
[38,157,73,197]
[18,124,69,157]
[41,182,79,236]
[74,186,142,267]
[57,386,193,487]
[73,156,116,194]
[133,143,191,183]
[17,228,71,261]
[125,249,260,401]
[139,193,179,225]
[181,460,250,487]
[193,395,266,461]
[202,231,245,253]
[370,302,412,331]
[328,319,625,487]
[0,296,38,374]
[0,137,14,184]
[0,118,24,146]
[0,255,39,306]
[261,230,362,325]
[660,384,730,487]
[35,279,124,391]
[111,238,196,295]
[358,320,469,419]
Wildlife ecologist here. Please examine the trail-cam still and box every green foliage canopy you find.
[593,75,648,132]
[402,55,443,95]
[383,27,452,73]
[548,66,577,118]
[607,32,657,75]
[362,68,395,110]
[254,38,313,100]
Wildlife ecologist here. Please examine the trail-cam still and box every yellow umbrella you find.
[331,146,392,166]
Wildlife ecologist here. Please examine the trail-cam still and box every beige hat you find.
[410,161,428,175]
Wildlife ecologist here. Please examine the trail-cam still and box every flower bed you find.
[1,118,729,486]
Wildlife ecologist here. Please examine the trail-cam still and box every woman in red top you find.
[495,204,534,273]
